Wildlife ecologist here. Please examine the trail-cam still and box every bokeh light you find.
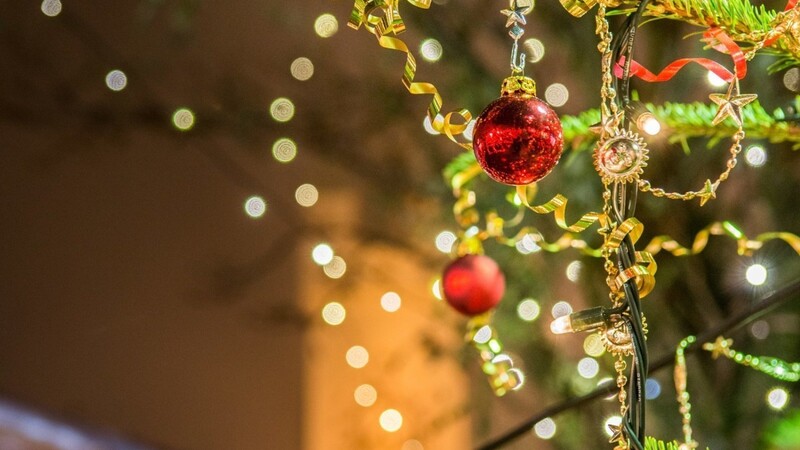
[295,183,319,207]
[354,384,378,407]
[707,71,727,87]
[516,234,541,254]
[402,440,424,450]
[420,38,443,62]
[577,357,600,379]
[744,144,767,168]
[321,302,346,326]
[244,196,267,218]
[766,387,789,410]
[645,378,662,399]
[517,298,541,322]
[435,231,457,253]
[746,263,767,286]
[314,14,339,38]
[565,260,582,282]
[473,325,492,344]
[379,409,403,432]
[105,70,127,91]
[346,346,369,369]
[172,108,195,131]
[750,320,770,340]
[523,38,545,63]
[533,418,556,439]
[272,138,297,163]
[463,119,476,141]
[423,115,440,135]
[431,279,443,300]
[604,416,622,437]
[583,334,605,357]
[41,0,62,17]
[783,67,800,91]
[380,292,402,313]
[544,83,569,107]
[551,301,573,319]
[270,97,295,122]
[324,256,347,279]
[290,57,314,81]
[312,244,334,265]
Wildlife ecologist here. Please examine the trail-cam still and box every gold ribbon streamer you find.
[644,221,800,257]
[515,185,604,233]
[349,0,473,149]
[607,218,658,298]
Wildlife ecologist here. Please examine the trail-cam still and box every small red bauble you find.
[472,76,564,186]
[442,254,505,316]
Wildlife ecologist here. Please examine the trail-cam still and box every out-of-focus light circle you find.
[346,345,369,368]
[381,292,402,312]
[380,409,403,432]
[746,263,767,286]
[533,418,556,439]
[578,357,600,379]
[244,196,267,218]
[473,325,492,344]
[637,113,661,135]
[314,13,339,38]
[551,301,573,319]
[321,302,346,326]
[105,70,127,91]
[295,183,319,207]
[767,387,790,410]
[420,38,443,62]
[523,38,545,63]
[272,138,297,163]
[172,108,195,131]
[750,320,770,340]
[597,377,617,400]
[745,145,767,167]
[544,83,569,107]
[423,115,441,135]
[784,67,800,91]
[41,0,62,17]
[583,334,606,357]
[517,298,541,322]
[270,97,295,122]
[290,57,314,81]
[565,260,582,282]
[324,256,347,279]
[402,440,424,450]
[604,416,622,437]
[354,384,378,407]
[707,71,727,87]
[435,231,457,253]
[465,226,479,238]
[645,378,662,399]
[312,244,334,265]
[431,279,443,300]
[516,234,541,254]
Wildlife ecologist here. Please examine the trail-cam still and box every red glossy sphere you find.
[442,255,505,316]
[472,95,564,185]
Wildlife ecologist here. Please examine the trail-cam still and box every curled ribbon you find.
[607,218,658,298]
[466,314,524,397]
[349,0,473,149]
[515,185,603,233]
[614,28,745,83]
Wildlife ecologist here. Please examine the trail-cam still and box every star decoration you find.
[709,80,757,127]
[589,111,623,137]
[501,0,529,28]
[608,423,624,444]
[697,179,719,206]
[702,336,733,359]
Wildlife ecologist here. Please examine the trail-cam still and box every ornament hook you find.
[502,0,532,75]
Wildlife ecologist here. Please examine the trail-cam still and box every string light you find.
[244,196,267,218]
[105,70,127,92]
[379,409,403,432]
[172,108,195,131]
[637,113,661,135]
[321,302,346,326]
[533,418,556,439]
[603,416,622,437]
[745,263,768,286]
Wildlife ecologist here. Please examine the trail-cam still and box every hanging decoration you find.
[348,0,800,447]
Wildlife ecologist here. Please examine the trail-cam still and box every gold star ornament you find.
[501,0,531,28]
[702,336,734,359]
[697,179,720,206]
[709,79,757,127]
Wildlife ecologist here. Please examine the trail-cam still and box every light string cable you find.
[608,0,653,447]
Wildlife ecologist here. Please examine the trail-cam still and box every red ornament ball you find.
[472,94,564,185]
[441,254,505,316]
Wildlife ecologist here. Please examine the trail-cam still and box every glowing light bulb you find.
[746,264,767,286]
[550,315,573,334]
